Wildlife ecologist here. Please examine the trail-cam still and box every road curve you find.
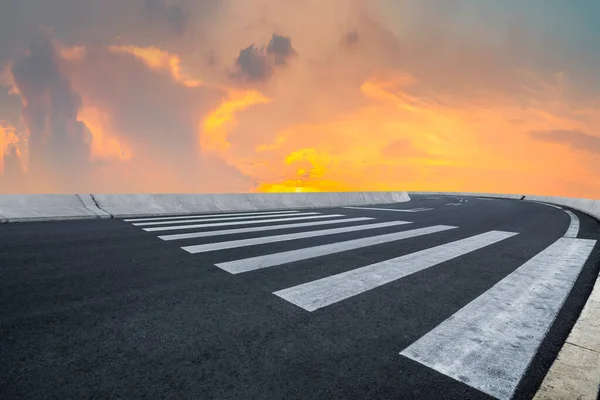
[1,195,599,400]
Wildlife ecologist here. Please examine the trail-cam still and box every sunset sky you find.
[0,0,599,197]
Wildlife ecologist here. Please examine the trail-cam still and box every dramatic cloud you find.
[144,0,188,36]
[266,33,297,65]
[1,0,600,197]
[233,33,297,81]
[9,33,91,192]
[0,122,20,175]
[529,129,600,155]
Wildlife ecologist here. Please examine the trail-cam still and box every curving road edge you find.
[414,191,600,400]
[521,196,600,400]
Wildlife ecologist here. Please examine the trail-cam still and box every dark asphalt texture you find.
[1,195,599,400]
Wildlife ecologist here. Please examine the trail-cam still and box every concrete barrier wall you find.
[0,191,410,222]
[92,192,411,218]
[523,195,600,221]
[410,191,524,200]
[0,194,111,222]
[3,190,596,223]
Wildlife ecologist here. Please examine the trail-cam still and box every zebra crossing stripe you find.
[215,225,457,274]
[344,206,433,212]
[274,230,518,312]
[158,217,378,241]
[399,237,596,400]
[132,212,319,226]
[181,221,412,254]
[124,210,299,222]
[142,214,345,232]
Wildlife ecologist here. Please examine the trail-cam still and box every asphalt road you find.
[1,195,599,400]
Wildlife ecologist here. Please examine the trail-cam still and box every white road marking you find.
[182,221,412,254]
[564,210,579,238]
[132,212,318,226]
[124,210,299,222]
[215,225,457,274]
[143,214,345,232]
[274,230,517,312]
[400,237,597,400]
[529,201,563,210]
[344,206,433,212]
[159,217,377,241]
[445,203,461,206]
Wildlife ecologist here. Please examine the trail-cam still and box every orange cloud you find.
[108,45,202,88]
[2,1,600,197]
[60,46,87,61]
[0,123,20,175]
[200,89,271,155]
[76,106,132,162]
[239,71,600,196]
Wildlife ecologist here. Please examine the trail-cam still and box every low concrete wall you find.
[0,194,111,222]
[523,195,600,221]
[411,191,524,200]
[0,191,410,222]
[92,191,411,218]
[10,191,568,222]
[3,190,596,223]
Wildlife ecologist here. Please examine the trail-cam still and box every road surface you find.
[1,195,599,399]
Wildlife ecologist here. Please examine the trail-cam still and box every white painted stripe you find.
[400,237,597,400]
[564,210,579,238]
[529,200,563,210]
[182,221,412,254]
[133,212,319,226]
[445,203,461,206]
[143,214,345,232]
[159,217,377,241]
[215,225,458,274]
[274,230,517,312]
[344,206,433,213]
[124,210,298,222]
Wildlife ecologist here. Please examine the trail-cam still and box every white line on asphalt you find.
[274,230,518,312]
[133,212,319,226]
[445,203,461,206]
[124,210,299,222]
[529,201,563,210]
[143,214,345,232]
[564,210,579,238]
[400,237,597,400]
[343,206,433,212]
[158,217,378,241]
[182,221,412,254]
[215,225,458,274]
